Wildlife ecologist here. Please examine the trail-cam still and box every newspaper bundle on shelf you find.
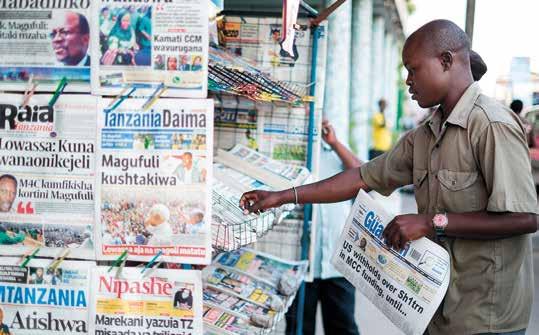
[331,190,450,335]
[0,94,96,259]
[212,144,310,251]
[202,248,308,334]
[0,257,94,334]
[90,266,203,335]
[96,98,214,264]
[0,3,92,92]
[90,0,208,98]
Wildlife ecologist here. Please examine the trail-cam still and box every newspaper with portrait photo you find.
[0,2,92,92]
[89,266,203,335]
[0,257,94,335]
[95,97,213,264]
[0,93,96,259]
[91,0,208,98]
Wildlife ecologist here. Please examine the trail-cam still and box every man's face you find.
[36,268,44,277]
[402,39,448,108]
[182,154,192,167]
[146,213,164,227]
[51,12,89,65]
[0,178,16,212]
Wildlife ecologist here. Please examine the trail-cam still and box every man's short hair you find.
[0,174,17,189]
[410,20,471,57]
[76,13,90,35]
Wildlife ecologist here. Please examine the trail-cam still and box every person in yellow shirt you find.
[369,99,392,159]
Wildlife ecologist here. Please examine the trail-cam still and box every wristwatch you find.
[432,213,448,236]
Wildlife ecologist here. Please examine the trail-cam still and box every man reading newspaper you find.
[240,20,538,335]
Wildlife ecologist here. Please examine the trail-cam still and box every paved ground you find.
[315,191,539,335]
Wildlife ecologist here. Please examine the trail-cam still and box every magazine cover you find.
[90,266,203,335]
[0,94,96,259]
[91,0,208,98]
[0,257,94,334]
[0,4,92,92]
[96,98,213,264]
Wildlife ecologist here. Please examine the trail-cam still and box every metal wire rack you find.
[212,189,285,252]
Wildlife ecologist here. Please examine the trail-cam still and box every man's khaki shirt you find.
[360,82,537,335]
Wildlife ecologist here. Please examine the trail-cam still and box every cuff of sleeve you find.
[360,163,392,196]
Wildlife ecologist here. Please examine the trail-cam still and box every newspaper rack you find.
[212,189,289,252]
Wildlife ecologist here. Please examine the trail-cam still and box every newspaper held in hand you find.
[89,267,203,335]
[331,190,450,335]
[0,257,94,335]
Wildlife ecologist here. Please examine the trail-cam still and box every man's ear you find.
[440,51,453,71]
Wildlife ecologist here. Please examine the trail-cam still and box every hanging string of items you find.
[208,46,312,104]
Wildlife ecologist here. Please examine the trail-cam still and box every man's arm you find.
[322,120,362,169]
[240,168,370,213]
[382,212,538,250]
[241,129,416,213]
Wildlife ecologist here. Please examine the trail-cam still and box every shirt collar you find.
[444,81,482,129]
[76,54,89,67]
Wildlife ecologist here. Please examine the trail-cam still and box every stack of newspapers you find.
[202,248,308,334]
[212,145,311,251]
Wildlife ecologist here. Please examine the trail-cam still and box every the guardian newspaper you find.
[331,190,450,335]
[0,94,96,259]
[0,1,92,92]
[89,267,203,335]
[90,0,208,98]
[0,257,94,335]
[96,98,213,264]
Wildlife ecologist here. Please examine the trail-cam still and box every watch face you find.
[433,214,448,228]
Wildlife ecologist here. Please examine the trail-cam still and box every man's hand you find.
[322,120,338,147]
[239,190,284,214]
[382,214,435,250]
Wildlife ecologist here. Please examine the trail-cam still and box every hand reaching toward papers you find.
[382,214,435,250]
[239,190,284,214]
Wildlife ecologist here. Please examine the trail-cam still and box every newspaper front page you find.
[0,2,92,92]
[331,190,450,335]
[0,94,96,259]
[213,248,308,288]
[203,305,262,335]
[89,266,203,335]
[96,98,213,264]
[91,0,208,98]
[0,257,94,334]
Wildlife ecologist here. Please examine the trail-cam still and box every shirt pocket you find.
[413,169,428,212]
[437,169,480,212]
